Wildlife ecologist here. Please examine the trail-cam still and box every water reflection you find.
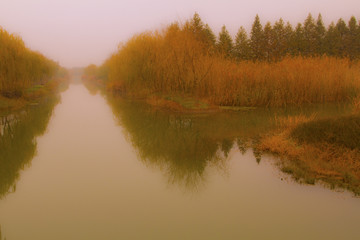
[0,97,59,199]
[106,95,353,190]
[107,97,275,189]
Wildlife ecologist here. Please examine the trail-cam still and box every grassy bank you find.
[0,75,69,113]
[257,111,360,194]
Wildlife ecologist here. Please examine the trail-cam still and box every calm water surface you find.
[0,83,359,240]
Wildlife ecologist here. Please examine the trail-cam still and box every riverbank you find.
[0,77,69,115]
[257,112,360,195]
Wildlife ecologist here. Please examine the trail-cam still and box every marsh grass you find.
[100,23,360,108]
[259,114,360,195]
[291,114,360,150]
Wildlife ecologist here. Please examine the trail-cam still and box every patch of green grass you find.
[0,96,26,111]
[25,84,44,93]
[164,95,209,110]
[220,106,257,112]
[290,114,360,150]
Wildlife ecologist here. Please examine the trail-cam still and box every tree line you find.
[0,27,67,98]
[192,13,360,61]
[83,13,360,107]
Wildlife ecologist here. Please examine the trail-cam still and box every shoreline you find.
[0,78,69,116]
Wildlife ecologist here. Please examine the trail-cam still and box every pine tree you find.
[185,13,216,52]
[216,25,233,58]
[284,22,294,56]
[335,18,349,57]
[325,22,337,56]
[234,26,251,61]
[250,14,264,60]
[262,22,273,61]
[303,13,317,56]
[189,12,204,34]
[347,16,359,60]
[293,23,305,56]
[315,14,326,55]
[272,18,287,61]
[203,24,216,51]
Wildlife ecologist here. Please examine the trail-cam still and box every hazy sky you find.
[1,0,359,68]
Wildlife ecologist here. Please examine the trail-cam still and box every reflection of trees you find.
[0,96,59,199]
[107,96,278,189]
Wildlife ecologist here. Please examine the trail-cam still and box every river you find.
[0,83,359,240]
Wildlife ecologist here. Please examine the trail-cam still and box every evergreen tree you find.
[284,22,294,56]
[188,12,204,34]
[335,18,349,57]
[203,24,217,51]
[315,14,326,55]
[325,22,337,56]
[347,16,359,60]
[303,13,317,56]
[185,13,216,52]
[250,14,264,60]
[272,18,287,61]
[262,22,273,61]
[234,26,251,61]
[216,25,233,58]
[293,23,305,56]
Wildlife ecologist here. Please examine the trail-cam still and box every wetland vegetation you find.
[1,4,360,239]
[83,13,360,108]
[82,13,360,194]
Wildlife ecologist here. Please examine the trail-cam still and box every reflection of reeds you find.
[107,95,351,190]
[98,20,360,107]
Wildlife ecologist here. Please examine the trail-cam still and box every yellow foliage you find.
[103,19,360,107]
[0,27,61,98]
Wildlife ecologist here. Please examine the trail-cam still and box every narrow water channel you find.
[0,83,359,240]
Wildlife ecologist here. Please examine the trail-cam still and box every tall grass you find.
[95,20,360,107]
[0,27,63,98]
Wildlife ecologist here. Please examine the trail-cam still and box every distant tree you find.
[346,16,359,60]
[216,25,233,58]
[203,24,216,51]
[262,22,273,61]
[185,13,216,52]
[284,22,294,56]
[303,13,317,56]
[234,26,251,61]
[250,14,264,60]
[188,12,204,34]
[335,18,349,57]
[325,22,337,56]
[315,14,326,55]
[293,23,305,56]
[272,18,288,61]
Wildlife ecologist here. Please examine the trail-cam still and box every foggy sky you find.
[1,0,359,68]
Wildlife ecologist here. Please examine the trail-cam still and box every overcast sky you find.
[0,0,359,68]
